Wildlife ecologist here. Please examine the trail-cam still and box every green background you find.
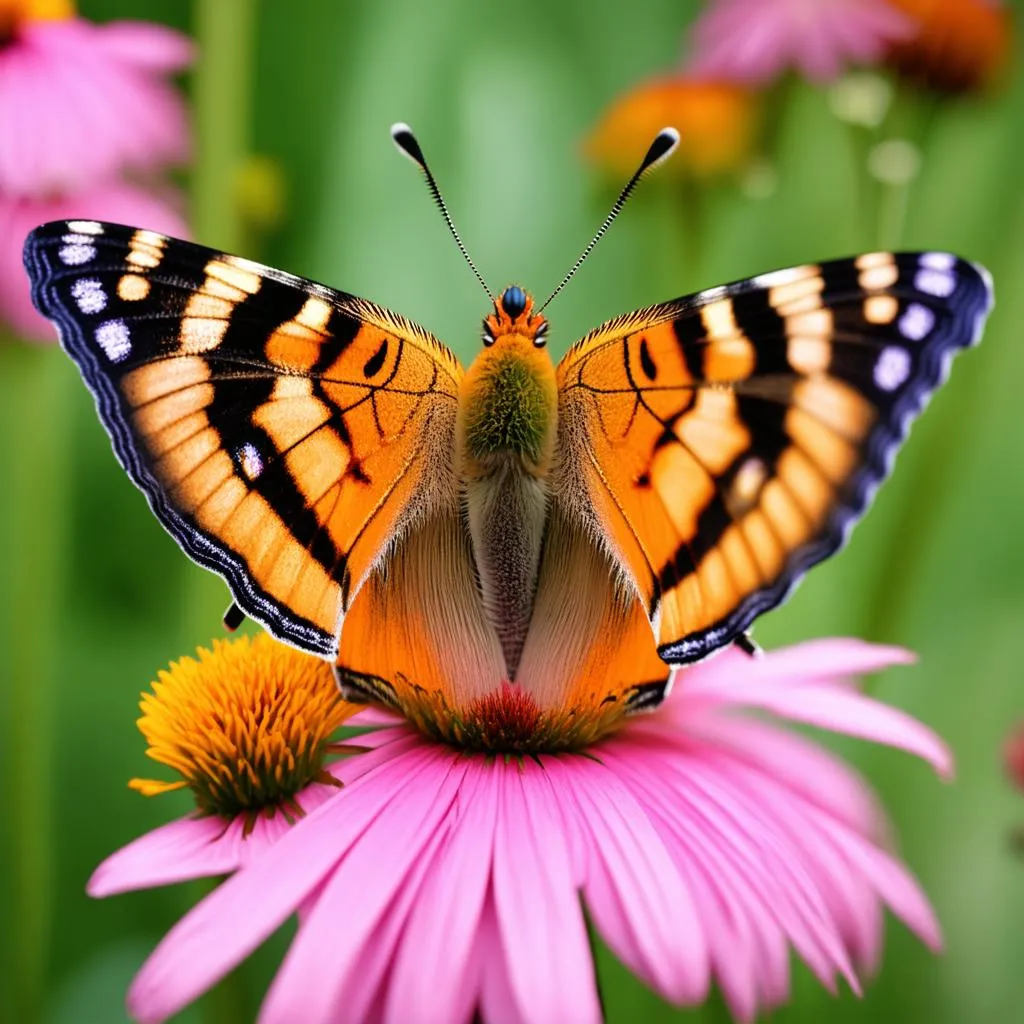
[2,0,1023,1021]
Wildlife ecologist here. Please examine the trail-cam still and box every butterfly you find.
[24,127,993,749]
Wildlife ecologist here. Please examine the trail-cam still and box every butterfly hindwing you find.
[557,251,993,664]
[24,220,463,657]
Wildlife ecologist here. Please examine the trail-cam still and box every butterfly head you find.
[481,285,549,350]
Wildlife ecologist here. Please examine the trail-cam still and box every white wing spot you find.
[920,252,955,272]
[237,442,264,480]
[915,267,956,298]
[95,320,131,362]
[70,278,107,315]
[59,238,96,265]
[899,302,935,342]
[874,346,911,392]
[66,220,103,235]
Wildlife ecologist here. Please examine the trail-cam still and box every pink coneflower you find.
[686,0,915,85]
[95,637,951,1024]
[0,0,192,198]
[0,182,187,340]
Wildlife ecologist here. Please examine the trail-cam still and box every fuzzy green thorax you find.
[459,347,557,474]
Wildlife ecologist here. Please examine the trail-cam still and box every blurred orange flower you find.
[585,78,758,178]
[886,0,1013,93]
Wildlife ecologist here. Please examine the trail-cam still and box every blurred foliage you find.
[1,0,1023,1021]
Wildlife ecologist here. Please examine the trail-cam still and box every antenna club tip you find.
[390,122,425,166]
[645,127,680,168]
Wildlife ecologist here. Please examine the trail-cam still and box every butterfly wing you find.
[556,252,993,664]
[24,220,463,657]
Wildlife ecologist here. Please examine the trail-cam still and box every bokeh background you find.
[1,0,1022,1021]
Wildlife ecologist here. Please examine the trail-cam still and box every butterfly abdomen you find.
[457,326,557,678]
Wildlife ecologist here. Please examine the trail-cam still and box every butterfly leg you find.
[735,631,763,658]
[222,602,247,632]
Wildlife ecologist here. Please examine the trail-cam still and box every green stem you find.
[189,4,259,1022]
[874,84,938,251]
[843,120,879,253]
[192,0,257,253]
[669,176,706,294]
[0,341,71,1024]
[857,91,948,648]
[876,175,912,251]
[183,0,259,652]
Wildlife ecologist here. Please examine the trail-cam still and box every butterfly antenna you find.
[537,127,680,315]
[391,123,493,302]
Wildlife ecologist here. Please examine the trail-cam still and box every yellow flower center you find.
[129,634,361,818]
[0,0,74,40]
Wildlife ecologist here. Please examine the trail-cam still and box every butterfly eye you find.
[533,322,548,348]
[481,321,495,347]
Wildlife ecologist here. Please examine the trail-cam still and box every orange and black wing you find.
[24,220,462,657]
[557,252,993,664]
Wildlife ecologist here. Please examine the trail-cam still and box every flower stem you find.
[183,0,259,653]
[189,3,259,1021]
[192,0,257,254]
[0,340,69,1024]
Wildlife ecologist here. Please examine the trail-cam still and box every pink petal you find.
[87,816,239,898]
[1,184,187,342]
[257,747,468,1024]
[678,639,917,701]
[89,21,195,72]
[657,711,884,836]
[699,746,886,971]
[0,20,190,197]
[323,821,451,1023]
[347,706,405,728]
[127,735,426,1024]
[551,756,710,1003]
[490,760,602,1024]
[88,779,340,899]
[478,896,525,1024]
[661,641,951,776]
[607,744,859,997]
[685,0,915,84]
[821,817,943,951]
[386,759,499,1024]
[737,684,952,777]
[610,756,782,1019]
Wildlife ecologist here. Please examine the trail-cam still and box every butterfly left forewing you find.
[25,220,463,657]
[557,252,993,664]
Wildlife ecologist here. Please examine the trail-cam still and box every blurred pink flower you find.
[1,182,187,340]
[103,639,951,1024]
[0,13,193,198]
[687,0,915,85]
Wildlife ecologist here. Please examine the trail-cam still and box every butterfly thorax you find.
[456,287,556,679]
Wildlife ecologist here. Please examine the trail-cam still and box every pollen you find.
[464,683,544,752]
[396,680,629,754]
[128,634,361,818]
